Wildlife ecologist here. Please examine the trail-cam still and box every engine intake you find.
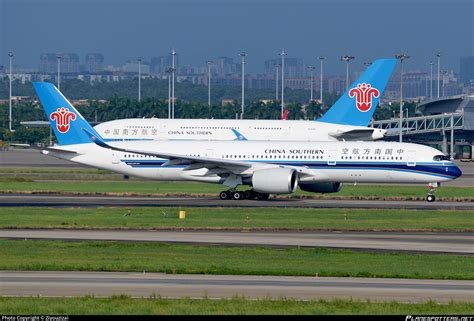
[252,167,298,194]
[299,182,343,193]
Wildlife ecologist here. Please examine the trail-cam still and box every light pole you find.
[395,53,410,143]
[137,57,142,102]
[307,66,315,102]
[340,55,355,91]
[8,51,13,132]
[239,51,247,119]
[171,49,177,118]
[319,56,326,105]
[442,70,448,97]
[274,63,280,101]
[166,67,172,119]
[429,61,434,99]
[280,50,287,118]
[56,54,62,90]
[207,60,212,106]
[436,52,441,98]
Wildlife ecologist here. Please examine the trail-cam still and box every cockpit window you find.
[433,155,450,161]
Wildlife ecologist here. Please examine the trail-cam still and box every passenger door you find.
[111,152,120,164]
[327,149,337,166]
[407,150,416,167]
[159,124,167,139]
[205,149,215,158]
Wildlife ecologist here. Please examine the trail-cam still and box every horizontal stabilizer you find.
[329,128,386,141]
[9,143,78,154]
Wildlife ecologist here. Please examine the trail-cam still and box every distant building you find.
[264,58,304,78]
[39,53,57,73]
[121,60,150,75]
[383,71,465,99]
[327,76,345,95]
[286,77,312,90]
[40,53,79,74]
[460,56,474,85]
[150,55,179,75]
[85,53,104,73]
[61,54,80,73]
[215,57,239,76]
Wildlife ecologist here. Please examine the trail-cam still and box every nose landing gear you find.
[426,183,438,202]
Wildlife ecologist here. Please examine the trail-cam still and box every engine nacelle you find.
[251,167,298,194]
[299,182,343,193]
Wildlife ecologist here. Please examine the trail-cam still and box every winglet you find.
[231,128,248,141]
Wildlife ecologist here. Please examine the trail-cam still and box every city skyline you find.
[1,0,472,74]
[3,51,471,77]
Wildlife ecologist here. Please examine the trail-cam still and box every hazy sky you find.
[1,0,473,74]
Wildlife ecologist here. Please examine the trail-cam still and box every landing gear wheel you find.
[219,191,229,200]
[232,191,244,200]
[426,183,438,203]
[256,192,270,200]
[244,190,257,200]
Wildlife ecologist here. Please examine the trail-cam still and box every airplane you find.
[32,82,461,202]
[93,58,397,142]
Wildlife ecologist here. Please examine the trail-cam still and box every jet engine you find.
[251,167,298,194]
[299,182,343,193]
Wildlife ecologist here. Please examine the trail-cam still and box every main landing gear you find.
[219,189,270,201]
[426,183,438,202]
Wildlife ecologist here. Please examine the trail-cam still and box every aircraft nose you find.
[450,164,462,178]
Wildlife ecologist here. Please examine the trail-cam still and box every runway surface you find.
[1,193,473,210]
[1,271,472,302]
[1,229,472,254]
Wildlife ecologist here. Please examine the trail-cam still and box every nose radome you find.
[452,165,462,178]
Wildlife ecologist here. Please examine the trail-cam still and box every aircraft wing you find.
[85,129,257,174]
[85,129,313,179]
[329,128,386,141]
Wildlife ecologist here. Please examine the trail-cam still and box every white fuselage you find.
[53,140,461,187]
[93,118,385,142]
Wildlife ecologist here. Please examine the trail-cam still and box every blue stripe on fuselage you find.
[120,159,460,179]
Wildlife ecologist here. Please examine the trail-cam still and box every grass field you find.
[0,168,113,174]
[0,207,473,231]
[0,179,473,200]
[1,239,472,280]
[1,296,473,315]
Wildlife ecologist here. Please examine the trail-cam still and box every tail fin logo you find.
[349,83,380,112]
[50,107,76,133]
